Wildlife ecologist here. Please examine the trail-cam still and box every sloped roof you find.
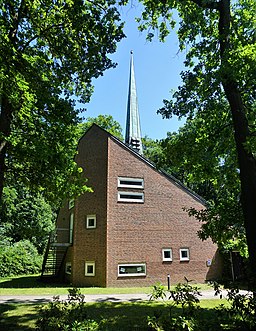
[83,123,207,206]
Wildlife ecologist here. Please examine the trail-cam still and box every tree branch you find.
[190,0,220,10]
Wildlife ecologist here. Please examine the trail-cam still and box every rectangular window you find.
[118,263,146,277]
[162,248,173,262]
[118,177,144,189]
[85,261,95,276]
[118,191,144,203]
[86,215,96,229]
[69,213,74,244]
[65,262,71,275]
[180,248,190,261]
[69,199,75,209]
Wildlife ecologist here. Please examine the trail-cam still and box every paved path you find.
[1,289,248,304]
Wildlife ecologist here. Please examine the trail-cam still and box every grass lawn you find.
[0,299,226,331]
[0,274,213,295]
[0,275,225,330]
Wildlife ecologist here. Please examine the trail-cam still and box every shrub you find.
[148,279,201,331]
[36,288,99,331]
[214,286,256,330]
[0,240,42,277]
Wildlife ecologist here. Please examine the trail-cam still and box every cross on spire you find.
[125,51,143,155]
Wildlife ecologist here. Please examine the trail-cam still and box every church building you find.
[41,52,222,287]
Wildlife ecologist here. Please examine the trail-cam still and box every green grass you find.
[0,299,226,331]
[0,274,213,295]
[0,275,223,330]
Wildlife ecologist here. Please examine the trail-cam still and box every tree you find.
[128,0,256,281]
[0,0,125,202]
[159,115,247,256]
[79,114,124,140]
[0,185,55,254]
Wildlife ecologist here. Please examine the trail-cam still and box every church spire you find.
[125,51,143,155]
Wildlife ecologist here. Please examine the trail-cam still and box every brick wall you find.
[56,125,222,287]
[69,126,109,287]
[106,136,222,287]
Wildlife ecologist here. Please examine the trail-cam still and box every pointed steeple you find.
[125,51,143,155]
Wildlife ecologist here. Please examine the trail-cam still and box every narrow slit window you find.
[65,262,72,275]
[118,264,146,277]
[118,191,144,203]
[69,213,74,244]
[118,177,144,189]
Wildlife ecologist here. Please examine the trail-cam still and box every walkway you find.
[0,289,246,304]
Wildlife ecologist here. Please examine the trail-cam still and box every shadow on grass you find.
[77,302,220,331]
[0,303,37,330]
[0,275,67,289]
[0,295,223,331]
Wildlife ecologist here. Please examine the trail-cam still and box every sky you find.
[82,5,186,140]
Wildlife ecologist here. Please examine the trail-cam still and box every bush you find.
[0,240,42,277]
[36,288,99,331]
[148,280,201,331]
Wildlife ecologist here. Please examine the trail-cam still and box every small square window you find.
[85,261,95,276]
[180,248,190,261]
[86,215,96,229]
[162,248,173,262]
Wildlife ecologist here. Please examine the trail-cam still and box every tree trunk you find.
[0,93,13,200]
[224,81,256,283]
[219,0,256,285]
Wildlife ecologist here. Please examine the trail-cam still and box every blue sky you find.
[83,5,186,140]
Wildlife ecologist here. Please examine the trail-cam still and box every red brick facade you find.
[56,124,222,287]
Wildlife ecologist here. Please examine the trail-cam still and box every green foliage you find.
[1,185,55,254]
[0,0,125,202]
[149,282,166,301]
[148,280,256,330]
[0,240,42,277]
[78,115,123,140]
[132,0,256,277]
[148,280,201,331]
[142,136,166,169]
[213,285,256,330]
[36,288,99,331]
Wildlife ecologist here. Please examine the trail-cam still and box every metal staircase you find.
[41,229,71,280]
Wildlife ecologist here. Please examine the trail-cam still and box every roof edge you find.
[81,123,207,206]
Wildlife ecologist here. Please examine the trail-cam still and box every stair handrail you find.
[40,229,56,277]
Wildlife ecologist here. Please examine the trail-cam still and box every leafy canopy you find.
[0,0,125,203]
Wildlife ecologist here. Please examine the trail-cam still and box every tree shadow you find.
[0,275,67,289]
[0,300,226,331]
[0,303,38,330]
[81,301,221,331]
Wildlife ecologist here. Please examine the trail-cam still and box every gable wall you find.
[106,138,222,287]
[70,127,109,286]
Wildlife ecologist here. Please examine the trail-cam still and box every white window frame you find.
[65,262,72,275]
[86,215,96,229]
[118,177,144,189]
[85,261,95,276]
[68,199,75,209]
[118,263,146,277]
[162,248,173,262]
[69,212,74,244]
[180,248,190,261]
[118,191,144,203]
